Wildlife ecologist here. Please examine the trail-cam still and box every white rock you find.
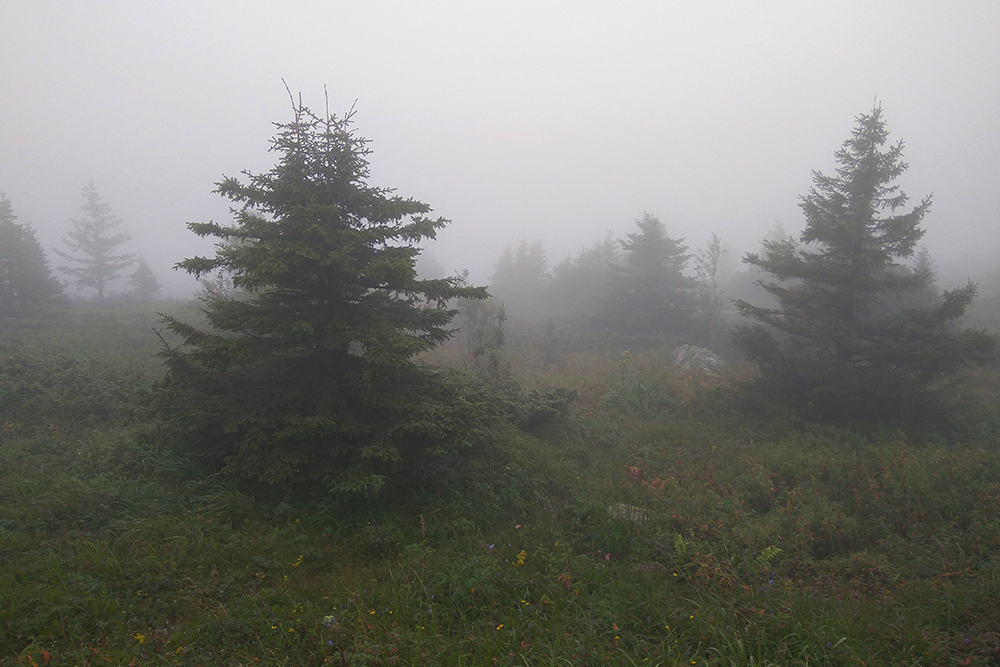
[671,344,723,375]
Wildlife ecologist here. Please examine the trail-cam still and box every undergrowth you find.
[2,307,1000,665]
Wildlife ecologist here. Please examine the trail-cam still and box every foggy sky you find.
[2,1,998,297]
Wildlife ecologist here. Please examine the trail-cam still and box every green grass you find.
[2,306,1000,665]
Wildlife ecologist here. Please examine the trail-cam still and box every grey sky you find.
[2,1,998,296]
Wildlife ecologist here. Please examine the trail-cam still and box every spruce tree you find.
[156,100,491,495]
[601,213,696,334]
[55,181,135,299]
[128,256,162,301]
[734,106,996,420]
[0,193,62,311]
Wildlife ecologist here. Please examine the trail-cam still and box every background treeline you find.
[0,182,162,313]
[481,221,999,353]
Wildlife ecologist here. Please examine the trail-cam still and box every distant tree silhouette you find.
[551,233,618,317]
[0,193,62,311]
[55,181,135,299]
[694,232,727,338]
[489,239,551,316]
[128,256,162,301]
[600,213,696,335]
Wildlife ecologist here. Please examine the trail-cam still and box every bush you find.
[0,353,150,430]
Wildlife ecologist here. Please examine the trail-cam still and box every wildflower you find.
[292,555,304,567]
[515,524,522,530]
[288,627,295,633]
[135,633,145,644]
[496,624,504,630]
[515,550,527,567]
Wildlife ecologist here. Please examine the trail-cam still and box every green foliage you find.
[735,106,997,421]
[0,193,62,311]
[600,213,697,335]
[156,100,490,495]
[486,375,578,434]
[601,378,673,416]
[2,338,1000,664]
[54,181,136,299]
[0,353,150,430]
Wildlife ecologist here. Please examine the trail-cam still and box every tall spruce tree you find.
[0,193,62,311]
[734,106,996,420]
[156,100,490,495]
[601,213,696,334]
[55,181,135,299]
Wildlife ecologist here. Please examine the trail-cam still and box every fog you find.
[2,1,998,297]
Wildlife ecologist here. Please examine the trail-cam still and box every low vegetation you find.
[2,305,1000,666]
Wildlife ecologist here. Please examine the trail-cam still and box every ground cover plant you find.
[3,308,1000,665]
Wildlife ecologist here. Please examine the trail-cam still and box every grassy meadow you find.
[2,304,1000,666]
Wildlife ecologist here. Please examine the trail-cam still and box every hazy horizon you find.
[2,1,998,298]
